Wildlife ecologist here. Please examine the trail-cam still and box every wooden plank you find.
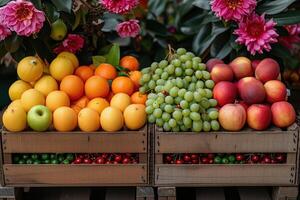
[238,187,271,200]
[2,129,147,153]
[3,164,147,186]
[156,130,298,153]
[195,188,225,200]
[136,187,154,200]
[155,165,296,186]
[272,187,298,200]
[157,187,176,200]
[105,188,135,200]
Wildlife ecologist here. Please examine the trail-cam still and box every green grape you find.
[186,52,195,59]
[184,76,192,83]
[202,71,210,80]
[195,70,203,79]
[184,91,194,102]
[163,122,171,131]
[205,80,215,89]
[175,67,183,76]
[208,99,218,107]
[184,68,193,76]
[201,113,210,121]
[183,117,192,128]
[156,79,165,86]
[180,100,189,109]
[165,96,174,104]
[141,67,150,74]
[169,87,179,97]
[152,101,160,109]
[148,80,156,89]
[155,68,163,76]
[161,72,169,80]
[191,76,197,83]
[150,62,158,70]
[171,79,176,84]
[169,119,177,128]
[193,91,201,102]
[193,57,202,63]
[180,125,188,131]
[192,121,203,132]
[160,103,166,110]
[148,114,156,123]
[180,55,189,62]
[211,120,220,131]
[153,108,163,118]
[172,110,182,121]
[164,81,173,91]
[178,88,186,97]
[185,60,192,69]
[152,74,160,81]
[198,88,206,97]
[164,105,174,113]
[139,86,147,94]
[182,109,190,117]
[157,96,165,104]
[156,118,164,127]
[159,60,168,68]
[172,126,180,132]
[190,112,201,121]
[203,121,211,132]
[162,112,171,122]
[155,86,163,93]
[166,65,175,75]
[148,93,157,99]
[146,99,154,106]
[188,83,196,92]
[174,97,183,104]
[198,63,206,70]
[176,78,184,88]
[190,103,200,112]
[208,110,218,120]
[177,48,187,55]
[204,89,213,98]
[142,74,151,82]
[145,106,154,114]
[207,108,218,113]
[171,59,181,67]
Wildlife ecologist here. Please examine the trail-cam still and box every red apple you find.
[252,60,261,70]
[211,64,234,83]
[229,57,253,80]
[219,104,246,131]
[247,104,272,130]
[264,80,287,103]
[271,101,296,128]
[236,100,249,112]
[255,58,280,83]
[213,81,237,106]
[206,58,224,72]
[238,77,266,104]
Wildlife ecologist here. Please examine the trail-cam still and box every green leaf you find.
[72,11,82,30]
[4,34,22,53]
[44,2,60,23]
[271,44,300,69]
[148,0,167,16]
[92,56,106,67]
[30,0,43,10]
[146,20,168,37]
[193,0,211,10]
[106,43,120,66]
[0,0,10,6]
[210,33,232,59]
[51,0,72,13]
[257,0,296,15]
[272,10,300,26]
[180,14,206,35]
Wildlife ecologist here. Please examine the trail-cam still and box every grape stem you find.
[166,44,176,62]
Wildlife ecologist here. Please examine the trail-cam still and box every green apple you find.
[27,105,52,131]
[50,19,67,41]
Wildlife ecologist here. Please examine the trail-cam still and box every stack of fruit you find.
[140,48,219,132]
[13,153,75,164]
[73,153,139,164]
[209,57,296,131]
[2,52,147,132]
[163,153,287,164]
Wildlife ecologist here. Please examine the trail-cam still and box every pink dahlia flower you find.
[54,34,85,54]
[234,13,278,55]
[0,23,11,41]
[101,0,139,14]
[211,0,256,21]
[0,0,45,37]
[116,20,140,38]
[278,24,300,50]
[285,24,300,36]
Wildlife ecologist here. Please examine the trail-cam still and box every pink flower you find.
[278,24,300,51]
[211,0,256,21]
[0,23,11,41]
[234,13,278,55]
[285,24,300,36]
[116,20,140,38]
[101,0,139,14]
[54,34,85,54]
[0,0,45,36]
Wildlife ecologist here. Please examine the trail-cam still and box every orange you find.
[50,57,74,81]
[53,106,77,132]
[87,98,109,114]
[2,106,27,132]
[8,80,32,101]
[106,91,114,102]
[89,64,97,70]
[34,75,58,96]
[100,107,124,132]
[95,63,117,80]
[75,66,94,82]
[112,76,134,95]
[8,99,23,109]
[17,56,44,82]
[131,92,147,105]
[85,76,110,99]
[60,75,84,101]
[120,56,139,71]
[57,51,79,69]
[124,104,146,130]
[129,71,142,89]
[21,89,45,112]
[78,108,101,132]
[46,91,70,112]
[71,104,82,115]
[110,93,131,112]
[72,96,89,108]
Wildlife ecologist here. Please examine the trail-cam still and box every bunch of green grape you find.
[140,48,220,132]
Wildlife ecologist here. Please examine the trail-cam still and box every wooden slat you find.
[136,187,155,200]
[155,164,296,186]
[3,164,147,186]
[238,188,271,200]
[157,187,176,200]
[156,130,298,153]
[195,188,225,200]
[2,129,147,153]
[272,186,298,200]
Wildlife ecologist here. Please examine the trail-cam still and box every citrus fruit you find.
[131,92,147,104]
[46,90,70,112]
[110,93,131,112]
[58,51,79,69]
[2,106,27,132]
[78,108,100,132]
[129,70,142,89]
[17,56,44,82]
[112,76,134,95]
[100,107,124,132]
[50,19,67,41]
[71,104,82,115]
[95,63,117,80]
[124,104,146,130]
[21,89,45,112]
[34,75,58,96]
[72,96,89,108]
[8,80,32,101]
[85,76,110,99]
[75,66,94,82]
[8,99,23,109]
[120,56,139,71]
[53,106,77,132]
[106,91,114,102]
[87,98,109,114]
[60,75,84,101]
[50,57,74,81]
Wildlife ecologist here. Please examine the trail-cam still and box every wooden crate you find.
[1,125,149,187]
[154,124,299,187]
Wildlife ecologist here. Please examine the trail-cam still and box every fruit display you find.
[140,48,220,132]
[2,52,147,132]
[208,57,296,131]
[163,153,287,164]
[283,68,300,86]
[13,153,139,165]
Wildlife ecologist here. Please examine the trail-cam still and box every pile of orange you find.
[3,52,147,132]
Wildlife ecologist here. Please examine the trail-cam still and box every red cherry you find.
[175,159,184,164]
[236,154,244,161]
[251,155,260,163]
[201,157,209,164]
[165,155,172,162]
[208,158,214,164]
[191,159,199,164]
[170,160,174,164]
[125,153,132,158]
[122,158,130,164]
[114,155,122,163]
[275,153,285,163]
[105,161,112,164]
[83,158,92,164]
[101,153,108,159]
[191,154,199,160]
[271,159,277,164]
[95,157,105,164]
[262,156,271,164]
[207,153,215,159]
[113,161,119,164]
[183,155,191,162]
[73,158,82,164]
[77,154,84,159]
